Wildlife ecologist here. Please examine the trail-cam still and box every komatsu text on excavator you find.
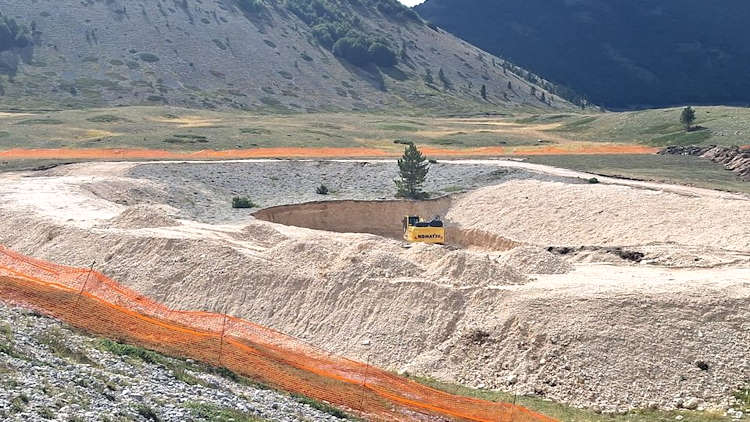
[403,216,445,244]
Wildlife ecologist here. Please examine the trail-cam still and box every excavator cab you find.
[403,215,445,244]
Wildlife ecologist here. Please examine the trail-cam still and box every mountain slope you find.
[0,0,573,112]
[416,0,750,109]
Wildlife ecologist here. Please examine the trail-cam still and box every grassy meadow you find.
[0,105,748,192]
[412,376,748,422]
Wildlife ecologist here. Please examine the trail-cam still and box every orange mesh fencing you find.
[0,244,556,422]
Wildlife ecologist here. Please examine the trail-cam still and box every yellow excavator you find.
[403,216,445,244]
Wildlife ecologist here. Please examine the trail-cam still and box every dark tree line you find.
[285,0,419,67]
[0,15,31,53]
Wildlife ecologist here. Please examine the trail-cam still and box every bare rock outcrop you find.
[660,145,750,180]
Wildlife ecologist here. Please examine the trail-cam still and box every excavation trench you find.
[253,197,521,251]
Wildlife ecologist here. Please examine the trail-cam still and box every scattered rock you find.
[696,360,710,371]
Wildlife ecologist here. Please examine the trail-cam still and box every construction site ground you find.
[0,159,748,419]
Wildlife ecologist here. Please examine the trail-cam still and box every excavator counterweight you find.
[402,215,445,244]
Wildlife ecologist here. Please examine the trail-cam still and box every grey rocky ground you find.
[0,301,349,422]
[125,160,578,223]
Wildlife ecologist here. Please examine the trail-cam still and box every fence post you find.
[218,313,228,367]
[358,345,372,413]
[75,261,96,307]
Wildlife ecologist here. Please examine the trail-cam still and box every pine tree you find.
[507,81,512,90]
[438,67,451,90]
[680,106,696,131]
[424,68,434,85]
[530,86,537,96]
[395,143,430,199]
[480,84,488,100]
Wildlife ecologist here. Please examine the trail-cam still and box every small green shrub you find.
[291,393,351,419]
[240,127,271,135]
[186,402,266,422]
[97,338,163,365]
[164,134,209,144]
[333,36,397,67]
[588,177,600,184]
[39,407,55,419]
[172,366,205,386]
[259,96,282,107]
[10,394,28,413]
[376,0,422,22]
[316,184,329,195]
[136,405,162,422]
[232,196,256,209]
[0,324,18,358]
[237,0,265,15]
[380,124,420,132]
[40,328,94,365]
[86,114,131,123]
[735,386,750,410]
[138,53,160,63]
[15,118,64,125]
[393,139,413,145]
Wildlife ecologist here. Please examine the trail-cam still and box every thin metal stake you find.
[218,311,229,366]
[359,347,372,412]
[75,261,96,307]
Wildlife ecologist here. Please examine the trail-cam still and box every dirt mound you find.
[106,205,180,229]
[426,250,528,287]
[83,179,167,207]
[448,180,750,251]
[497,246,573,274]
[327,246,423,280]
[231,221,289,247]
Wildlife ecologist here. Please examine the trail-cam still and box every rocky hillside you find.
[0,301,350,421]
[416,0,750,109]
[0,0,573,112]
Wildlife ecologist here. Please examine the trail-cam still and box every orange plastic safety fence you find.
[0,245,556,422]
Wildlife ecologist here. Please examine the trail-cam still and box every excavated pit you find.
[253,197,522,251]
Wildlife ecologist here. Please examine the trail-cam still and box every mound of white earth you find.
[497,246,573,274]
[106,205,180,229]
[448,180,750,250]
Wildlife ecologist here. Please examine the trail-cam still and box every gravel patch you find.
[126,160,576,223]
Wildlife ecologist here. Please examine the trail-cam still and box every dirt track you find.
[0,159,748,415]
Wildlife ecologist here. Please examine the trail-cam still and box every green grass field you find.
[0,107,544,152]
[1,105,748,192]
[1,105,748,151]
[525,154,750,194]
[541,106,750,147]
[411,376,748,422]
